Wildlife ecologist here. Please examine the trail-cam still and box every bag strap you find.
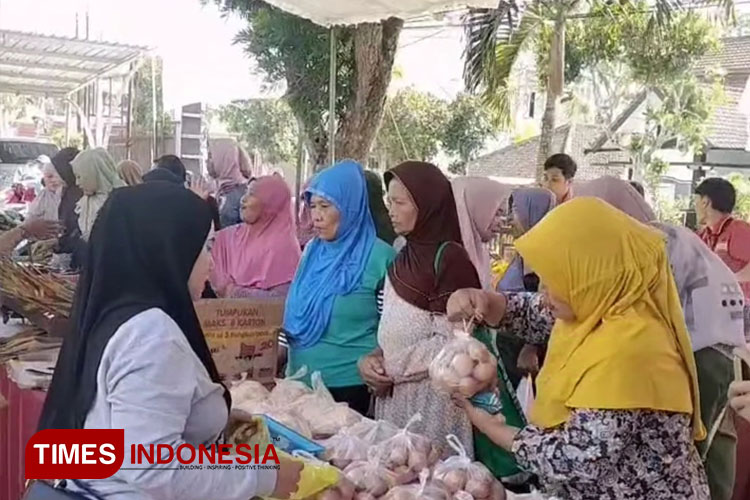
[433,241,452,276]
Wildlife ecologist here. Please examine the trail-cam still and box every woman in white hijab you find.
[28,159,64,221]
[71,148,125,240]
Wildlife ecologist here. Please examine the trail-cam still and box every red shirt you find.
[698,215,750,299]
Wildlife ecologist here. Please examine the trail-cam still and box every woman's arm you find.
[497,292,555,344]
[447,290,554,344]
[512,409,635,484]
[106,328,277,500]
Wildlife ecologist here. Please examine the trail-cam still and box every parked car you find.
[0,138,59,190]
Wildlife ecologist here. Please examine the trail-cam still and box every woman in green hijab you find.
[71,148,126,240]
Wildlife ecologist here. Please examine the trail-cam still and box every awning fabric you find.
[262,0,498,26]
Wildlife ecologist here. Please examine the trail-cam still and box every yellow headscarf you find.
[514,197,705,440]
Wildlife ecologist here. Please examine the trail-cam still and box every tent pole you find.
[328,27,337,166]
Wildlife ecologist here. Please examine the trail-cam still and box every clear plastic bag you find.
[269,366,312,407]
[290,371,362,439]
[432,435,506,500]
[345,418,400,446]
[429,329,498,398]
[381,470,451,500]
[321,427,371,469]
[343,452,399,498]
[515,375,535,420]
[374,414,439,481]
[229,372,270,406]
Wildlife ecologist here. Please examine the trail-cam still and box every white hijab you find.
[27,162,62,222]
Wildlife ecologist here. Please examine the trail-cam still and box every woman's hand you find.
[189,175,212,200]
[517,344,540,376]
[358,351,392,396]
[729,381,750,422]
[271,454,304,499]
[447,289,507,326]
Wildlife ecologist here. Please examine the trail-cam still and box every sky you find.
[0,0,467,110]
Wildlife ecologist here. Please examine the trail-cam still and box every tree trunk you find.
[336,17,403,165]
[535,14,566,181]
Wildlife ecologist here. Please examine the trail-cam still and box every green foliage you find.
[442,94,497,172]
[230,4,354,153]
[218,99,298,164]
[728,173,750,220]
[375,88,449,166]
[656,195,689,224]
[133,57,171,134]
[536,1,719,88]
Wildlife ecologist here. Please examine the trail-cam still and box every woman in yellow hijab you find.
[448,198,709,500]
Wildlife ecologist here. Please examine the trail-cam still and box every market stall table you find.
[0,362,47,500]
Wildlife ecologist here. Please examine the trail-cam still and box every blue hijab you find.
[497,187,556,292]
[283,161,376,348]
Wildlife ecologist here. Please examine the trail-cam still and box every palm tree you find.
[463,0,732,181]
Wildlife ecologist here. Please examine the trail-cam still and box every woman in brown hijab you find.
[359,161,480,455]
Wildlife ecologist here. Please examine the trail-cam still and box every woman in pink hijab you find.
[208,141,251,228]
[210,175,301,298]
[452,177,513,289]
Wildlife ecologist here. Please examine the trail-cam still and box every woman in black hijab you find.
[52,147,84,265]
[365,170,397,245]
[38,183,301,499]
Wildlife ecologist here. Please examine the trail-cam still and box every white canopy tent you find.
[261,0,498,26]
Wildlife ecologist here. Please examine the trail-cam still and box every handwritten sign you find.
[195,299,283,383]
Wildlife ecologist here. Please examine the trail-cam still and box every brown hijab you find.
[385,161,480,313]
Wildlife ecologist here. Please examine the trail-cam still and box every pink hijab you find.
[210,175,301,294]
[574,176,656,222]
[210,141,249,195]
[452,177,513,289]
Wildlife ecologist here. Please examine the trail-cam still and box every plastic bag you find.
[429,328,498,398]
[264,451,343,500]
[516,376,535,419]
[374,414,439,481]
[320,427,371,469]
[269,366,312,406]
[229,373,270,406]
[226,414,271,448]
[290,371,362,439]
[381,470,451,500]
[345,418,400,446]
[432,436,506,500]
[343,452,398,497]
[265,408,314,439]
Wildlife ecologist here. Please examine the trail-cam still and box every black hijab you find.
[52,148,83,253]
[154,155,188,182]
[39,183,226,430]
[143,167,183,185]
[365,170,397,245]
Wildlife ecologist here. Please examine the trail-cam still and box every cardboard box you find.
[194,298,283,384]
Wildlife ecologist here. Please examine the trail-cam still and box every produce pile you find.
[0,210,22,231]
[230,369,508,500]
[0,259,75,317]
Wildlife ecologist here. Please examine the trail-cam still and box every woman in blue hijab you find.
[284,161,396,415]
[497,187,556,292]
[496,187,556,387]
